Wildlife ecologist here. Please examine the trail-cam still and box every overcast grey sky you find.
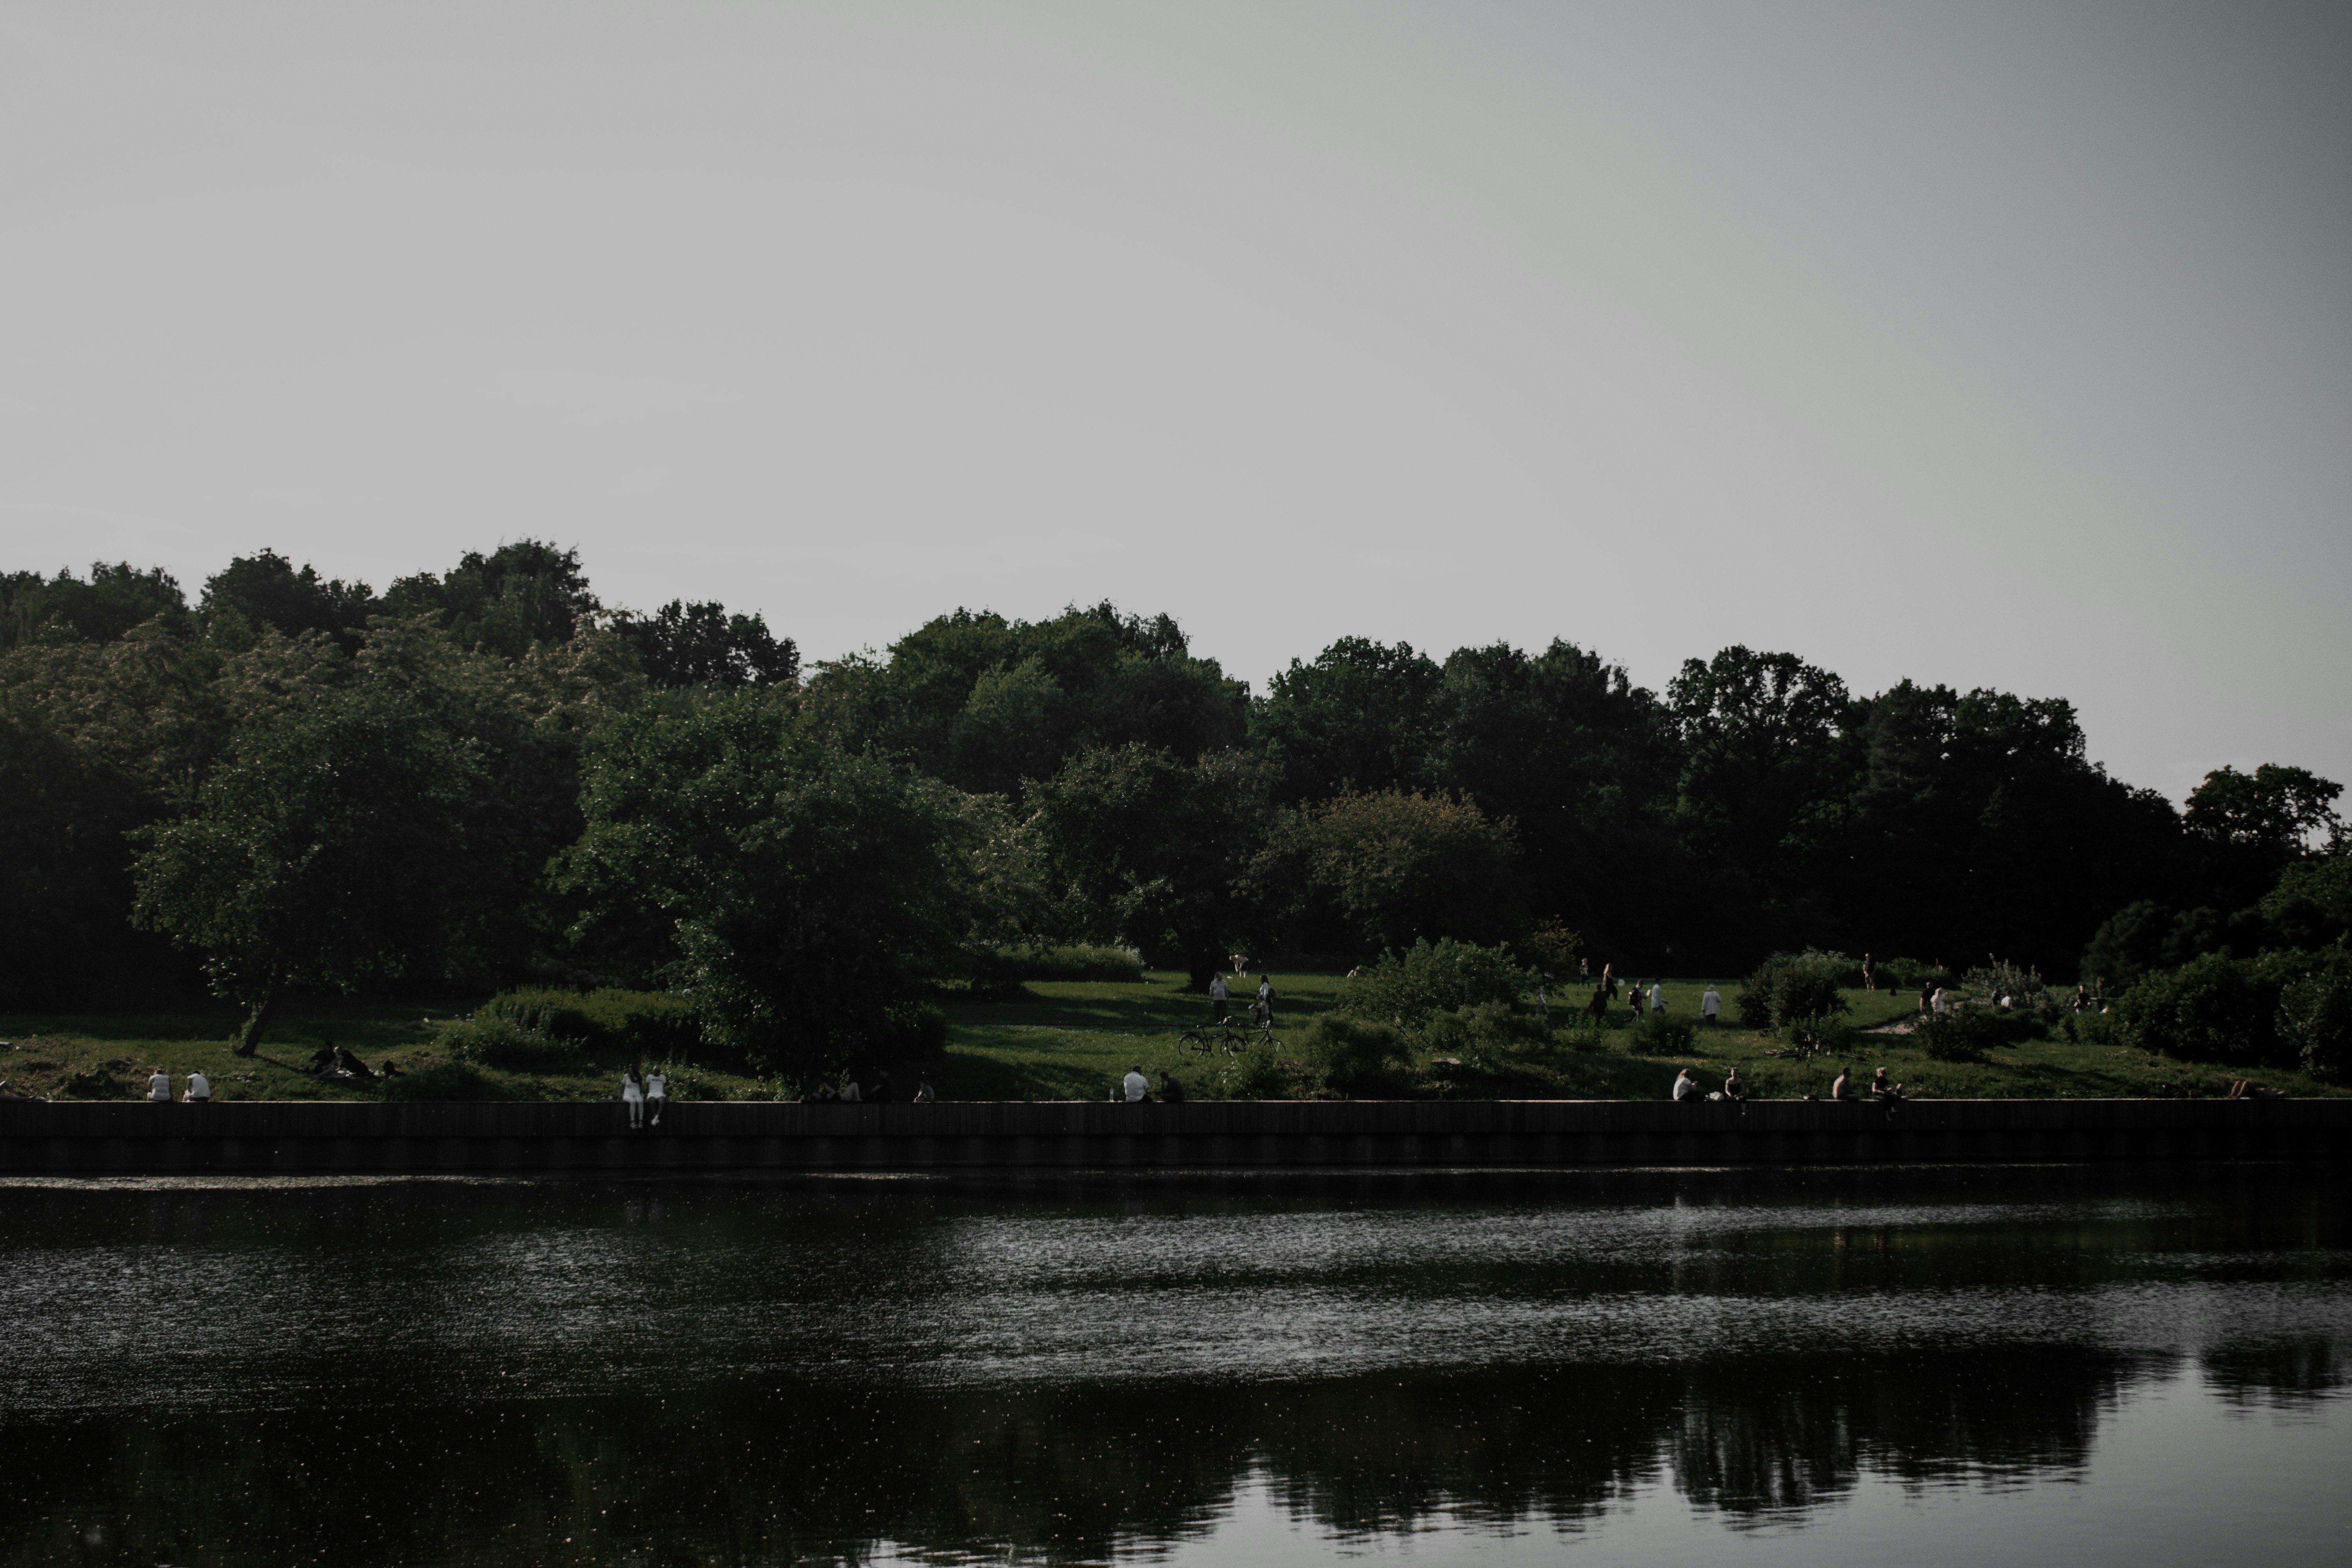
[5,1,2348,801]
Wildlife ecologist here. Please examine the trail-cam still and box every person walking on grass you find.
[1649,982,1665,1017]
[1586,984,1609,1024]
[1701,985,1722,1025]
[1208,973,1229,1025]
[622,1067,645,1129]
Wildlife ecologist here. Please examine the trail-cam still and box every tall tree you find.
[129,674,485,1051]
[1251,638,1443,804]
[1028,744,1273,989]
[201,550,378,647]
[557,695,976,1073]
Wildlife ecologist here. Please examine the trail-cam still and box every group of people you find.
[1672,1065,1747,1103]
[1208,971,1275,1029]
[802,1071,937,1105]
[1583,964,1724,1026]
[619,1067,668,1128]
[1118,1067,1187,1103]
[146,1067,209,1103]
[1670,1062,1906,1105]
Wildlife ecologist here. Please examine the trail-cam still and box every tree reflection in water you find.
[0,1165,2343,1566]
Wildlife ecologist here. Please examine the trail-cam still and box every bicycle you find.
[1177,1015,1284,1056]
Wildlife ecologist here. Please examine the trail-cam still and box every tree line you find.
[2,544,2342,1077]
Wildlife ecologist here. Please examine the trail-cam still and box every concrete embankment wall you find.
[3,1098,2348,1174]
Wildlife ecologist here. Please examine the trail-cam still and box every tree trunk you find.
[234,986,279,1056]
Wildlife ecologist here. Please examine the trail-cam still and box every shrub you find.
[1340,938,1534,1031]
[882,1000,949,1056]
[1915,1011,1991,1062]
[461,987,706,1066]
[1641,1015,1698,1055]
[2276,950,2352,1083]
[440,1007,583,1071]
[383,1062,506,1101]
[1294,1013,1415,1099]
[1224,1049,1297,1101]
[1422,1002,1554,1067]
[973,944,1146,987]
[1734,953,1852,1029]
[2112,953,2292,1068]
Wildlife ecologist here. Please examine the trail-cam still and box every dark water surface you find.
[2,1165,2347,1566]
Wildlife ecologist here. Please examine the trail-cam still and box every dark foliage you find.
[0,562,187,648]
[610,599,799,689]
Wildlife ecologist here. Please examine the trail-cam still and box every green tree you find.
[1296,788,1524,952]
[806,603,1246,800]
[380,540,603,660]
[201,550,378,647]
[1668,646,1852,896]
[1251,637,1443,804]
[1028,744,1272,989]
[0,562,187,650]
[557,695,976,1074]
[129,675,485,1052]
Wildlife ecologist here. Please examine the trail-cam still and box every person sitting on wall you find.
[912,1075,936,1103]
[1671,1068,1701,1103]
[809,1083,838,1103]
[1123,1065,1151,1103]
[838,1078,862,1103]
[183,1070,211,1103]
[1829,1066,1853,1102]
[2227,1080,2285,1100]
[1722,1067,1748,1103]
[1869,1067,1905,1103]
[1159,1072,1187,1104]
[645,1067,668,1127]
[146,1067,171,1103]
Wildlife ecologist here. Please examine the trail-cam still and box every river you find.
[2,1164,2345,1565]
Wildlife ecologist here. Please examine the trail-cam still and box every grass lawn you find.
[5,973,2343,1103]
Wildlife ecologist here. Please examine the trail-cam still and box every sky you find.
[4,0,2348,803]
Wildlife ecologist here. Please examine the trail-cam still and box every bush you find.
[1223,1049,1297,1101]
[971,944,1146,989]
[1734,953,1852,1029]
[1294,1013,1415,1098]
[383,1062,507,1101]
[1915,1011,1992,1062]
[1340,938,1534,1031]
[471,987,705,1063]
[882,1000,949,1056]
[439,1007,583,1071]
[2112,953,2291,1068]
[2277,951,2352,1083]
[1639,1015,1698,1055]
[1422,1002,1554,1067]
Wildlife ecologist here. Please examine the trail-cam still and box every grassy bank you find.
[5,973,2345,1104]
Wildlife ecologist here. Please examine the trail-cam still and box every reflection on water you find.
[0,1165,2346,1566]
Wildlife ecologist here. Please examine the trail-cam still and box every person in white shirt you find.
[146,1068,171,1103]
[621,1068,644,1129]
[1649,983,1664,1015]
[645,1069,667,1127]
[1701,987,1722,1024]
[183,1071,211,1103]
[1208,974,1229,1024]
[1123,1066,1150,1103]
[1671,1068,1700,1102]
